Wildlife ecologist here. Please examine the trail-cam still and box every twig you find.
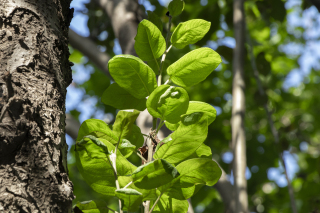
[136,152,147,162]
[149,193,163,213]
[246,29,298,213]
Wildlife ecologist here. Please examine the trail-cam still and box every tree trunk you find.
[0,0,74,212]
[232,0,248,212]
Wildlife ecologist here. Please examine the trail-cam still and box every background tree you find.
[66,0,320,212]
[0,0,74,212]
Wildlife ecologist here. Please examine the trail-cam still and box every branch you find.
[246,31,298,213]
[93,0,146,55]
[232,0,248,212]
[68,29,112,79]
[213,165,236,213]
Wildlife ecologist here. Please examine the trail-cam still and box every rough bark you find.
[232,0,248,212]
[0,0,74,212]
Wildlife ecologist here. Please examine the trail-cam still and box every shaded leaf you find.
[115,188,143,211]
[168,0,185,17]
[118,139,136,158]
[102,83,146,111]
[147,10,163,32]
[132,159,179,189]
[118,176,158,201]
[151,192,189,213]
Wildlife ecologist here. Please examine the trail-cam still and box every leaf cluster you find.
[73,1,223,212]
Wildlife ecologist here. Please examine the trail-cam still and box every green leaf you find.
[77,119,114,142]
[118,176,158,201]
[167,48,222,87]
[108,55,157,99]
[168,0,185,17]
[73,200,109,213]
[155,134,172,152]
[132,159,180,189]
[175,158,221,187]
[171,19,210,49]
[113,110,140,140]
[134,19,166,69]
[76,138,136,196]
[154,112,208,164]
[118,139,136,158]
[88,131,118,146]
[102,83,146,111]
[159,159,221,200]
[151,192,189,213]
[147,85,189,123]
[185,101,217,124]
[126,124,144,148]
[115,188,143,211]
[78,135,110,158]
[164,121,180,131]
[148,59,160,75]
[147,10,163,32]
[161,184,203,200]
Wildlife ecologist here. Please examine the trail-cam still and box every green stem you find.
[152,117,157,130]
[149,193,163,213]
[156,120,164,134]
[113,135,123,213]
[136,152,147,162]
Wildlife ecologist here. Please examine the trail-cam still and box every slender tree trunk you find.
[232,0,248,212]
[0,0,74,212]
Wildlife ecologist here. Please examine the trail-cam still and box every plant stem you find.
[158,14,172,86]
[136,152,147,162]
[152,117,157,130]
[123,181,133,189]
[113,135,123,213]
[156,120,164,134]
[149,193,163,213]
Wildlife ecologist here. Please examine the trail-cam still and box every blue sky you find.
[67,0,319,188]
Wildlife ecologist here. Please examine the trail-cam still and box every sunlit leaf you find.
[167,48,221,87]
[147,85,189,123]
[108,55,157,99]
[171,19,210,49]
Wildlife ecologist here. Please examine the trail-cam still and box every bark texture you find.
[232,0,248,212]
[0,0,74,212]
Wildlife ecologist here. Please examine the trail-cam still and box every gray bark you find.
[0,0,74,212]
[232,0,248,212]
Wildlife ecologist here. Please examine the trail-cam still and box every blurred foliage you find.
[68,0,320,212]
